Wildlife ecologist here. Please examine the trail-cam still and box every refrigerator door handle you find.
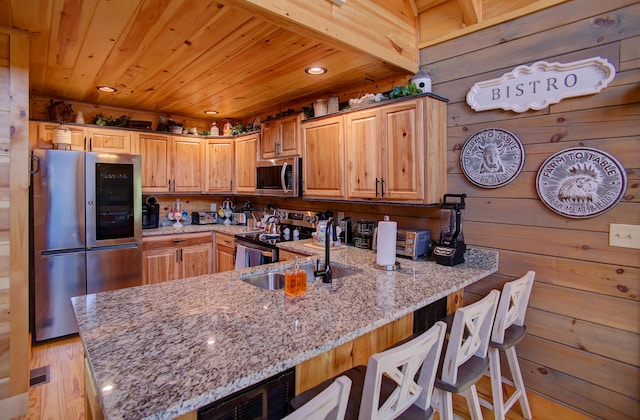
[30,152,40,175]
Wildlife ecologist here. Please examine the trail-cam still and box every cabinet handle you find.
[375,178,380,197]
[175,249,180,262]
[83,136,87,150]
[89,137,93,151]
[381,178,386,197]
[173,239,185,243]
[180,248,183,262]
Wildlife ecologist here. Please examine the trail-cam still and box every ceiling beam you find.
[457,0,481,26]
[222,0,419,74]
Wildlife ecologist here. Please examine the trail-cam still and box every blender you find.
[429,193,467,266]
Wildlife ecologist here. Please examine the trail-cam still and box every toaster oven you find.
[396,230,430,260]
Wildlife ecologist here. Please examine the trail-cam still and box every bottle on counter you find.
[285,257,306,297]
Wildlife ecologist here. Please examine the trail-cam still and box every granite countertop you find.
[72,242,498,419]
[142,223,254,237]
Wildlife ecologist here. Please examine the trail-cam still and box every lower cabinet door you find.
[143,247,179,284]
[178,243,213,279]
[215,245,235,272]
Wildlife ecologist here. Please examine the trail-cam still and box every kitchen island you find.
[72,241,498,419]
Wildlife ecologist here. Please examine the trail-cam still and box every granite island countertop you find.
[72,242,498,419]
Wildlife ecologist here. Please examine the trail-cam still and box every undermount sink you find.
[240,264,360,290]
[241,272,286,290]
[324,265,359,279]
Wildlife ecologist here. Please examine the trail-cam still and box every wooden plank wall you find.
[0,26,30,417]
[420,1,640,418]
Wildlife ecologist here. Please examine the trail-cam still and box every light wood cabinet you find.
[142,232,213,284]
[235,133,258,194]
[31,121,86,150]
[260,113,301,159]
[301,115,345,198]
[30,121,133,153]
[139,133,172,193]
[215,233,236,273]
[345,98,426,202]
[172,136,204,192]
[139,133,204,193]
[86,127,132,153]
[29,121,132,153]
[205,138,235,193]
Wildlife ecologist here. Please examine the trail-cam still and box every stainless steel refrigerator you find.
[31,149,143,341]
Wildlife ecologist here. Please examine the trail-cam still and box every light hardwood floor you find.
[21,336,591,420]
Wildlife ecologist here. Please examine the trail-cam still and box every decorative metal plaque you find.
[460,128,525,188]
[536,147,627,218]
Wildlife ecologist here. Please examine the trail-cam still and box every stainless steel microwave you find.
[256,156,301,197]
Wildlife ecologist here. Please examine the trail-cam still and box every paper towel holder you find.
[373,261,401,271]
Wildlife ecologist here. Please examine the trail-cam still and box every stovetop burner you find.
[234,209,316,249]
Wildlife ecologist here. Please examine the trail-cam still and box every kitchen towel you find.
[235,244,248,270]
[376,215,397,266]
[248,248,264,267]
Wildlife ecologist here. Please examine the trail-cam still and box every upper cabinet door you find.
[140,133,171,193]
[261,122,278,159]
[302,115,345,198]
[260,114,301,159]
[382,100,424,201]
[34,121,86,150]
[172,136,204,193]
[205,139,234,193]
[87,127,131,153]
[279,114,301,156]
[235,133,258,194]
[345,109,383,199]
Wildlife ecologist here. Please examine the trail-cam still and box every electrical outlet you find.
[609,224,640,249]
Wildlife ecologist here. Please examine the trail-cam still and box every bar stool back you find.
[290,321,447,420]
[433,289,500,420]
[283,376,352,420]
[485,271,535,420]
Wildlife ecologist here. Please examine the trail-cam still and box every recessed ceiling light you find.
[204,110,219,115]
[305,67,327,75]
[96,85,117,93]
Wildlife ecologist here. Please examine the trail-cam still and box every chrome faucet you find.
[314,218,337,283]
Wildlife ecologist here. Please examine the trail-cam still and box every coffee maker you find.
[142,196,160,229]
[429,194,466,266]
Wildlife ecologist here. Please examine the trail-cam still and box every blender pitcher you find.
[430,194,467,266]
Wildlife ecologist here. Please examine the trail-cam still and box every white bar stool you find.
[290,321,447,419]
[432,289,500,420]
[283,376,352,420]
[482,271,535,420]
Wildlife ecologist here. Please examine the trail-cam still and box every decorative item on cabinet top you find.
[536,147,627,219]
[460,128,525,189]
[466,57,616,113]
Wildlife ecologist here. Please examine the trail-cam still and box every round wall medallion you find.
[460,128,525,188]
[536,147,627,218]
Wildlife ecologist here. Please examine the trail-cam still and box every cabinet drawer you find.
[215,233,235,248]
[143,232,213,250]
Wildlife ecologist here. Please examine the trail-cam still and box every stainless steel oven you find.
[256,156,301,197]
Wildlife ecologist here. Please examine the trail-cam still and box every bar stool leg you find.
[506,346,532,419]
[434,388,455,420]
[463,385,484,420]
[488,347,506,420]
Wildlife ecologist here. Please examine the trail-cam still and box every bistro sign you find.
[466,57,616,113]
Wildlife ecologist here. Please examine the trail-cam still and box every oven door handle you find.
[281,162,289,193]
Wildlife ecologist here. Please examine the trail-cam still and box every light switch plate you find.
[609,224,640,249]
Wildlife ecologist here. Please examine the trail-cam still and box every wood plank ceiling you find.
[0,0,568,120]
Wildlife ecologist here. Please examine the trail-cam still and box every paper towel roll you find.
[376,216,397,266]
